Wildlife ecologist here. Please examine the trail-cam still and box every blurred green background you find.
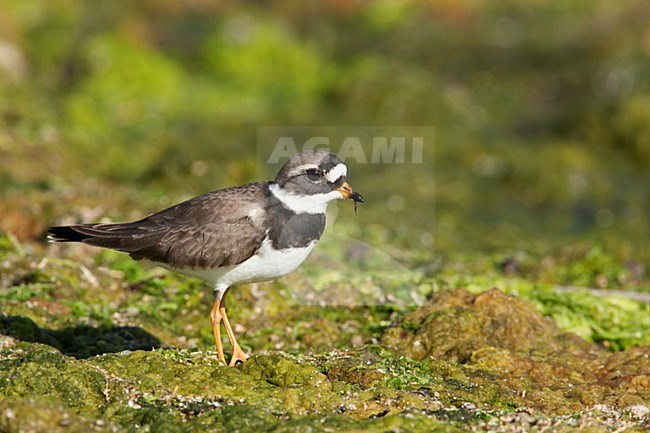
[1,0,649,289]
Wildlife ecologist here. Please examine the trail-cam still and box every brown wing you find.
[48,182,270,269]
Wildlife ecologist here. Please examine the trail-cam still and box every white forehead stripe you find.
[269,183,343,214]
[325,163,347,183]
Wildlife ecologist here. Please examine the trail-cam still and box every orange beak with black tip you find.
[337,181,364,203]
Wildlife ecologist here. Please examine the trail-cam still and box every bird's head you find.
[271,150,364,213]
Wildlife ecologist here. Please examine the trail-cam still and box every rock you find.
[381,288,560,362]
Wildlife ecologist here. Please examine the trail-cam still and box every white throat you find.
[269,183,342,214]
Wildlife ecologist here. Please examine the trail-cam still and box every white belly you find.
[153,238,318,289]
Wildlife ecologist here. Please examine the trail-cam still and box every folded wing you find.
[48,182,269,270]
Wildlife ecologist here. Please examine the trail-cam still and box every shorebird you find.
[48,150,363,365]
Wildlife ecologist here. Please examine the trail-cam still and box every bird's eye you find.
[305,169,322,182]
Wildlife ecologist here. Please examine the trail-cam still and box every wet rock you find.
[239,352,329,388]
[381,288,560,362]
[326,361,384,387]
[598,346,650,393]
[379,288,650,415]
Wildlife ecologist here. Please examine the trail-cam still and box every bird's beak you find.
[337,181,364,203]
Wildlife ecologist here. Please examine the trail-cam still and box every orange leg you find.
[210,287,247,366]
[210,294,226,363]
[219,289,248,366]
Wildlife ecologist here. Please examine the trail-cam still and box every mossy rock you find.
[0,345,107,414]
[239,352,329,388]
[0,398,116,433]
[381,288,561,361]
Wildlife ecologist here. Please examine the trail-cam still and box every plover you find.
[48,150,363,365]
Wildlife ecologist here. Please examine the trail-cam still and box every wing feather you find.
[48,182,270,269]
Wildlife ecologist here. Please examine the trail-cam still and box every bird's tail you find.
[47,225,95,243]
[47,223,154,252]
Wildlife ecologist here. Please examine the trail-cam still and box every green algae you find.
[1,240,649,431]
[0,399,115,433]
[184,406,461,433]
[0,344,466,431]
[0,345,107,415]
[239,352,329,388]
[0,337,648,432]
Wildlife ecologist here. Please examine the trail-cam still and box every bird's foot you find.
[229,345,248,366]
